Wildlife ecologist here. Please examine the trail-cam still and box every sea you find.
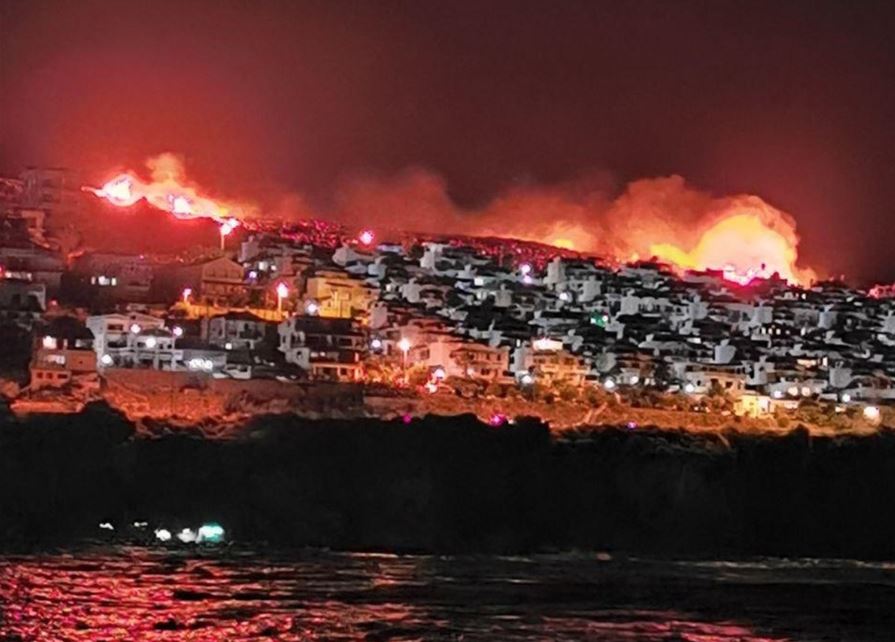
[1,547,893,641]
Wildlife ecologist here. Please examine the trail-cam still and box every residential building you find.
[0,278,45,328]
[176,256,247,305]
[86,312,167,367]
[206,311,272,350]
[30,317,97,389]
[74,253,154,302]
[305,268,378,319]
[408,335,509,380]
[278,315,365,381]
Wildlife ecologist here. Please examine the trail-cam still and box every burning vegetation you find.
[85,155,816,286]
[85,154,253,226]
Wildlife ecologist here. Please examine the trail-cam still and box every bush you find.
[557,384,579,402]
[485,381,504,398]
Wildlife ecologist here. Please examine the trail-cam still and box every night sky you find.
[2,1,894,282]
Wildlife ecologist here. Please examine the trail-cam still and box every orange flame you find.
[84,153,255,223]
[85,159,815,285]
[649,197,814,285]
[550,237,576,250]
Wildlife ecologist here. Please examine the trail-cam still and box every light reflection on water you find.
[1,548,894,640]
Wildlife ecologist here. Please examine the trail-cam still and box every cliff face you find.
[1,404,894,558]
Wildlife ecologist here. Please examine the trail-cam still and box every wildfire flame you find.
[84,153,254,224]
[648,198,814,285]
[86,158,815,285]
[550,237,576,250]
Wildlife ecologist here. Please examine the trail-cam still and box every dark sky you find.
[2,0,894,282]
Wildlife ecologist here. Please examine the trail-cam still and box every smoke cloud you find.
[91,154,816,283]
[277,168,814,282]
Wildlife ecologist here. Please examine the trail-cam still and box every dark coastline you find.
[1,402,894,559]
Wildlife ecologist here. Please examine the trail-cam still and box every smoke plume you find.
[89,155,816,284]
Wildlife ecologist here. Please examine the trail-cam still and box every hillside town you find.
[1,167,893,431]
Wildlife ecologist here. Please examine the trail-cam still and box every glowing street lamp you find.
[359,229,375,246]
[863,405,881,423]
[129,323,141,334]
[276,282,289,314]
[219,218,238,251]
[398,337,411,372]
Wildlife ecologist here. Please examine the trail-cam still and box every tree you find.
[485,380,504,398]
[557,383,579,402]
[584,386,603,407]
[53,224,82,267]
[652,360,672,390]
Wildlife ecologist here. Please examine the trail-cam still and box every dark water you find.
[1,548,894,641]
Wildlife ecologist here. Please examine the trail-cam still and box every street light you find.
[219,218,238,251]
[359,229,375,246]
[276,282,289,314]
[182,287,192,304]
[398,337,411,373]
[863,405,881,422]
